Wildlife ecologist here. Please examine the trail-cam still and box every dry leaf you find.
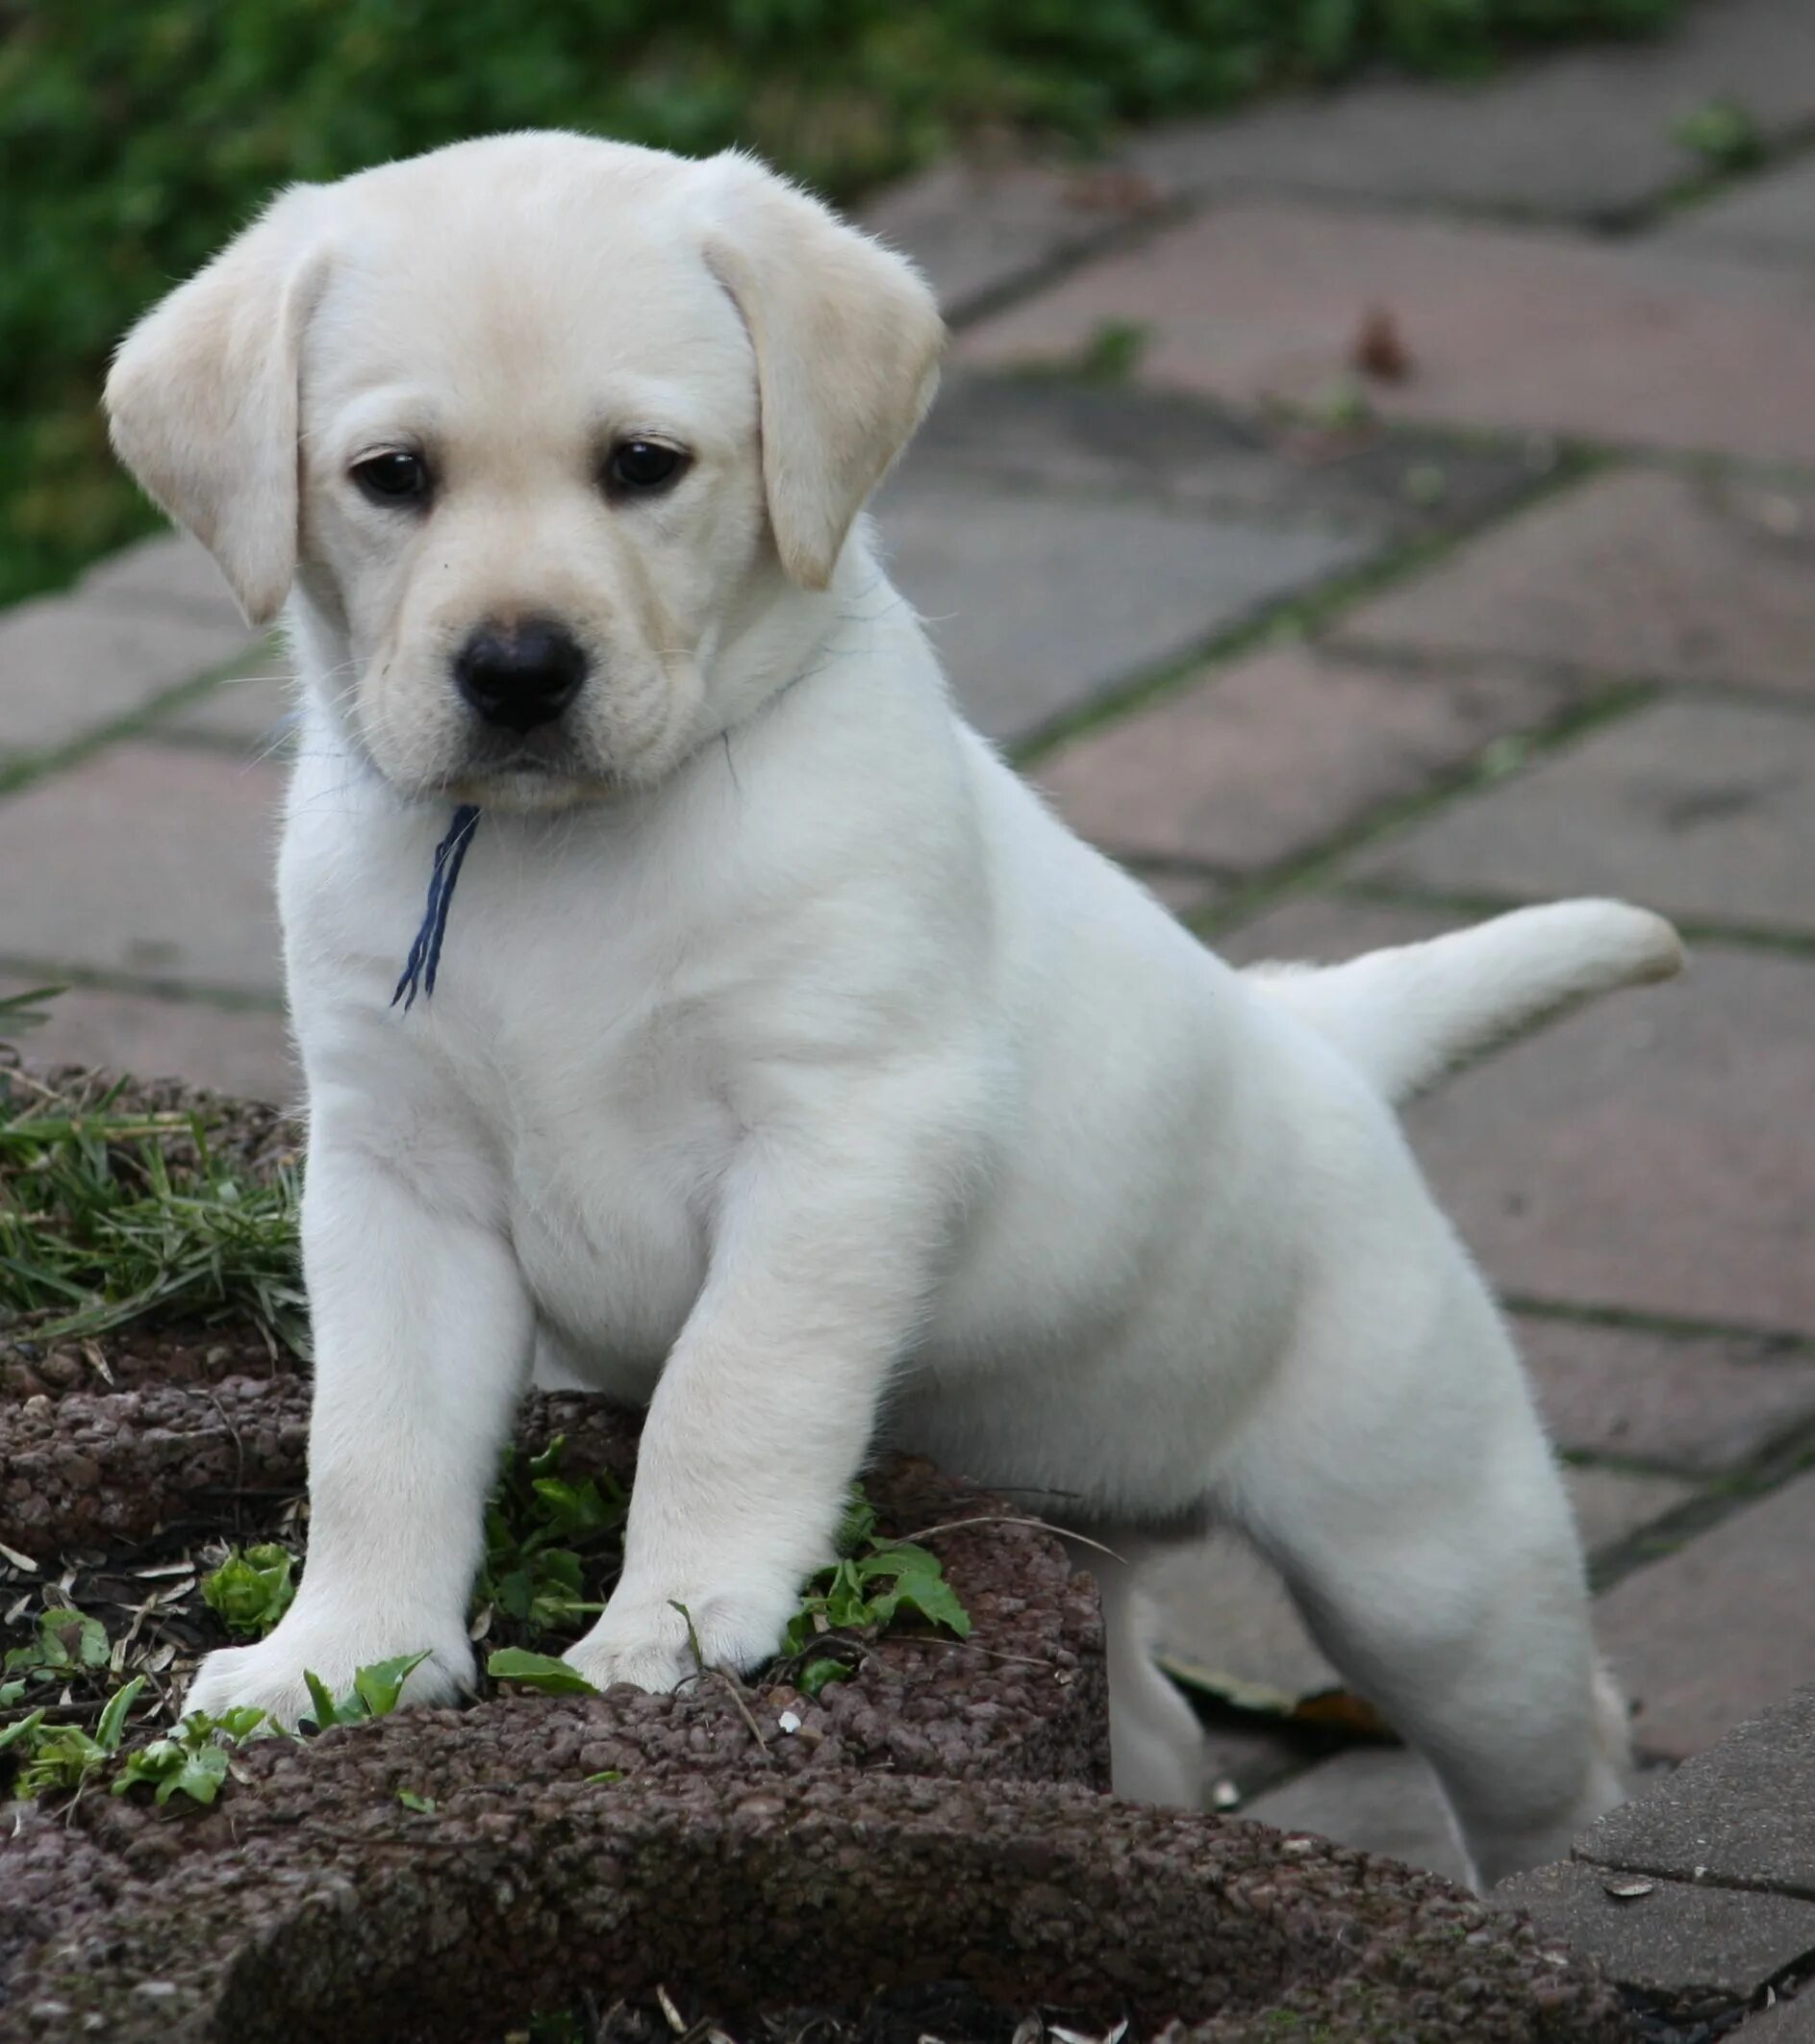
[1352,306,1411,383]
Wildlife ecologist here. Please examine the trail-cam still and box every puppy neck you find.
[690,516,909,742]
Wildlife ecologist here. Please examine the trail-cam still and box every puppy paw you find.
[563,1580,795,1696]
[184,1613,474,1729]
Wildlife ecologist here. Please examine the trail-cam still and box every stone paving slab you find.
[872,470,1370,743]
[1035,644,1576,872]
[152,635,296,752]
[859,159,1164,321]
[1568,1465,1700,1555]
[1660,156,1815,266]
[1402,945,1815,1335]
[1127,866,1223,921]
[1578,1682,1815,1901]
[0,743,285,997]
[73,532,243,623]
[1216,891,1461,968]
[0,972,293,1101]
[1123,0,1815,224]
[1519,1316,1815,1476]
[0,595,254,762]
[905,370,1551,540]
[1594,1476,1815,1761]
[1740,1995,1815,2041]
[1354,696,1815,938]
[1338,468,1815,697]
[1497,1858,1815,2005]
[956,202,1815,462]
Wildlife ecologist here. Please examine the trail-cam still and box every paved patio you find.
[5,0,1814,1955]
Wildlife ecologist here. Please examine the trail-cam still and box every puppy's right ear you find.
[105,189,328,627]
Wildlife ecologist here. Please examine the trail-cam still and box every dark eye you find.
[352,451,430,505]
[606,440,686,494]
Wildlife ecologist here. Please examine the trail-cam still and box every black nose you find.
[455,619,588,732]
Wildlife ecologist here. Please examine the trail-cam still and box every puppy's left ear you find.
[698,153,945,591]
[105,186,329,626]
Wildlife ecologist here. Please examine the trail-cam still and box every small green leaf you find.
[202,1543,296,1637]
[163,1744,230,1805]
[16,1725,104,1796]
[1073,317,1150,385]
[38,1606,109,1670]
[0,1708,45,1752]
[495,1566,535,1621]
[302,1669,340,1730]
[397,1787,437,1813]
[584,1769,623,1785]
[95,1675,146,1753]
[888,1572,972,1639]
[527,1435,567,1480]
[531,1476,616,1538]
[211,1705,270,1742]
[351,1651,431,1719]
[668,1601,707,1677]
[835,1488,877,1555]
[796,1657,851,1698]
[1675,97,1764,170]
[780,1495,971,1667]
[857,1542,942,1582]
[114,1737,181,1796]
[0,984,66,1035]
[487,1648,598,1695]
[537,1549,584,1594]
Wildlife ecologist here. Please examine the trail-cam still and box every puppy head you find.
[104,134,943,808]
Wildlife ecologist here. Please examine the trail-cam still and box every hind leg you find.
[1065,1535,1207,1807]
[1227,1292,1628,1888]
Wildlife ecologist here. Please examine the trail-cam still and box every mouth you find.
[460,723,589,781]
[438,731,618,810]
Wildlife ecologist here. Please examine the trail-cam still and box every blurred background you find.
[3,0,1813,1885]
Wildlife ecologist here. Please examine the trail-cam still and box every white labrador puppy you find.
[107,132,1680,1888]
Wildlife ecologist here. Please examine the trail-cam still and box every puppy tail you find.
[1242,899,1684,1106]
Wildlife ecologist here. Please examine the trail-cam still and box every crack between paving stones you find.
[1505,1298,1815,1354]
[1570,1857,1815,1913]
[1007,449,1610,767]
[0,653,264,804]
[0,952,286,1014]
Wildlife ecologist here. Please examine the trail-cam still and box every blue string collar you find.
[391,804,482,1011]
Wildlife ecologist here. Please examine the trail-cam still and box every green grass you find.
[0,991,306,1353]
[1,0,1687,610]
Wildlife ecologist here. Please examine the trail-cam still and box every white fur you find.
[105,132,1682,1890]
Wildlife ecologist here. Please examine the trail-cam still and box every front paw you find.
[185,1612,474,1729]
[563,1579,796,1696]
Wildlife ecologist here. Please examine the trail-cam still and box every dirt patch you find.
[5,1760,1631,2043]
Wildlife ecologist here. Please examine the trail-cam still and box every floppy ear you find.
[104,188,328,626]
[698,154,945,590]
